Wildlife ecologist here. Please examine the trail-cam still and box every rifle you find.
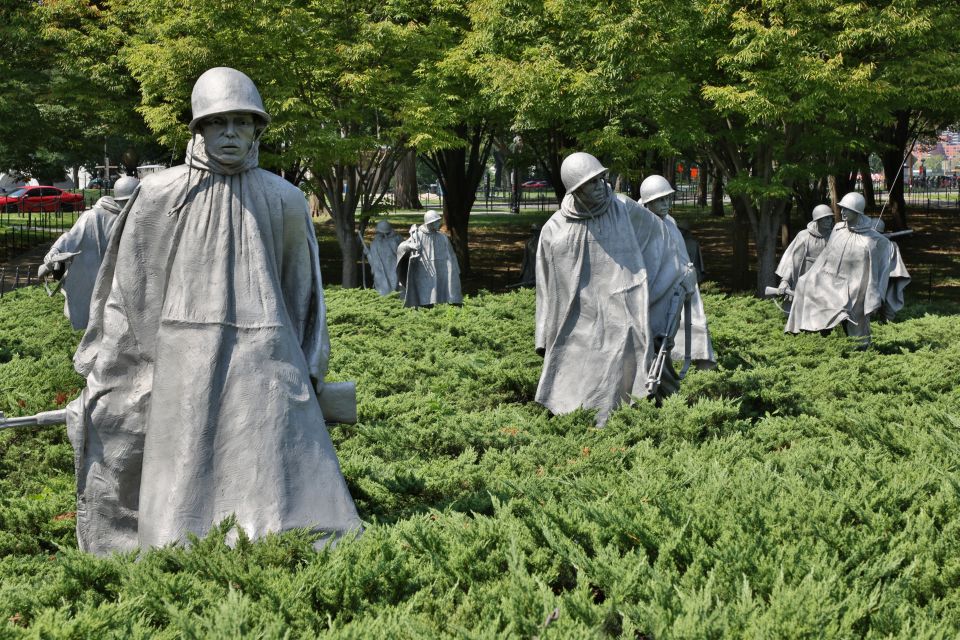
[0,382,358,431]
[0,409,68,431]
[645,271,694,396]
[763,285,794,314]
[38,250,81,296]
[884,229,913,239]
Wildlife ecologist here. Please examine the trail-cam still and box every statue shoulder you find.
[140,164,190,190]
[255,170,310,213]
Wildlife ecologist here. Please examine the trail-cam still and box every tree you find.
[122,0,429,286]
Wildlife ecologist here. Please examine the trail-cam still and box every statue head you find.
[639,175,676,218]
[811,204,834,236]
[423,210,442,231]
[189,68,271,167]
[837,192,865,226]
[112,175,140,202]
[561,152,608,201]
[375,219,393,235]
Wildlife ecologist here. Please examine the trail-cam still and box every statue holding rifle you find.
[534,152,696,426]
[783,192,910,347]
[396,210,462,308]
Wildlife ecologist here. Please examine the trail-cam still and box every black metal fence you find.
[0,192,93,263]
[0,263,42,298]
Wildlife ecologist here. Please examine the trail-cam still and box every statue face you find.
[840,207,859,226]
[199,111,257,166]
[817,216,834,236]
[575,176,606,206]
[647,196,672,218]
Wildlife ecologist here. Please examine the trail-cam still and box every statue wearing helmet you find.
[535,152,695,426]
[69,67,360,555]
[639,174,716,369]
[361,219,403,296]
[785,192,910,346]
[774,203,837,302]
[396,210,462,307]
[39,176,141,330]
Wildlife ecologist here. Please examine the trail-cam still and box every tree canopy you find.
[6,0,960,289]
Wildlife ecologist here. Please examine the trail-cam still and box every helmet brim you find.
[189,109,271,133]
[567,167,608,193]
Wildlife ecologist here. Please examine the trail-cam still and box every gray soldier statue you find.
[535,153,695,426]
[39,176,139,330]
[66,67,361,554]
[785,192,910,346]
[775,204,834,300]
[639,174,716,369]
[396,210,463,308]
[362,219,403,296]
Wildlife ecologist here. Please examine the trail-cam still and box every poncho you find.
[517,230,540,287]
[775,219,830,290]
[69,137,360,555]
[46,196,122,330]
[367,230,402,296]
[396,225,462,307]
[661,214,715,368]
[785,218,910,339]
[535,186,685,426]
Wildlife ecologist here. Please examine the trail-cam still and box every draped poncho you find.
[775,220,830,290]
[535,186,685,426]
[69,137,360,554]
[396,225,462,307]
[367,230,402,296]
[46,196,122,330]
[785,219,910,339]
[660,213,715,368]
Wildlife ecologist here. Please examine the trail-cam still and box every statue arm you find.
[534,225,553,356]
[282,195,329,383]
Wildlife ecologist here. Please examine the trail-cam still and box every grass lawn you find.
[1,208,959,637]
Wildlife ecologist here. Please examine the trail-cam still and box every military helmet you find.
[560,152,608,193]
[639,174,676,205]
[811,204,834,221]
[112,175,140,202]
[189,67,271,132]
[424,210,442,226]
[375,219,393,234]
[837,192,866,216]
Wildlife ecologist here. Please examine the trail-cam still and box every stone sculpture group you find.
[19,67,913,556]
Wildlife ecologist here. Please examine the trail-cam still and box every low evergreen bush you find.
[1,285,958,637]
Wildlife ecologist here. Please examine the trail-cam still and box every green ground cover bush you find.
[1,285,959,638]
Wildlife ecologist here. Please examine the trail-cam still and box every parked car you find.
[521,179,550,189]
[86,176,116,189]
[0,186,85,212]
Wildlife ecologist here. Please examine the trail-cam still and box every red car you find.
[521,179,550,189]
[0,186,85,212]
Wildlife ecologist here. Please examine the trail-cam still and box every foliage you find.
[2,282,960,636]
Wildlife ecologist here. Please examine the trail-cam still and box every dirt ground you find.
[4,205,959,304]
[320,205,960,302]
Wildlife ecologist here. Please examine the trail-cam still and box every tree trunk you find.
[754,201,784,295]
[710,169,724,216]
[311,167,361,288]
[828,174,840,221]
[879,110,912,230]
[860,154,876,209]
[697,163,708,207]
[393,150,422,209]
[423,124,493,275]
[493,149,506,189]
[730,196,752,289]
